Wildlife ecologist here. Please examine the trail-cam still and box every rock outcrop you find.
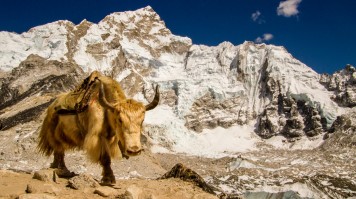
[321,108,356,149]
[320,64,356,107]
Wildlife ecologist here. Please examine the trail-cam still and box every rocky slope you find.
[0,6,355,199]
[0,54,84,130]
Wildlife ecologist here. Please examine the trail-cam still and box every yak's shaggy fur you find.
[37,71,159,184]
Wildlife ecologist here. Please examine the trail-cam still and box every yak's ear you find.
[98,82,116,112]
[145,85,160,111]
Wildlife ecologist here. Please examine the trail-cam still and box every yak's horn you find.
[145,85,160,111]
[99,82,116,111]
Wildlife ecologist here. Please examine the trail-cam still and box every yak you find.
[37,71,159,184]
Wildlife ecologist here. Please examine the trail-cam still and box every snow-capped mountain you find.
[0,6,353,156]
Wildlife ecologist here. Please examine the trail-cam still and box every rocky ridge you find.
[320,64,356,107]
[0,55,83,130]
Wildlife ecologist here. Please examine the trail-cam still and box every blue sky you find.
[0,0,355,74]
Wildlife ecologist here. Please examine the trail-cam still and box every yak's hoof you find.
[55,169,76,178]
[49,163,57,169]
[101,175,116,186]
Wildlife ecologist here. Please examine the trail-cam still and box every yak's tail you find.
[37,109,57,156]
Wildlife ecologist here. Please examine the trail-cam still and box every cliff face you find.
[181,42,344,141]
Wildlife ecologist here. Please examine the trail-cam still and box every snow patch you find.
[172,125,260,158]
[265,135,324,150]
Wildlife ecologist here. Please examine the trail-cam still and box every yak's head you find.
[99,82,159,157]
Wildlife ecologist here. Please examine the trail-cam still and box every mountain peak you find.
[139,5,155,12]
[104,6,161,24]
[78,19,92,26]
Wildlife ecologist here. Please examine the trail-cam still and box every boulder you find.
[67,173,100,190]
[32,169,57,182]
[94,186,119,197]
[26,183,61,195]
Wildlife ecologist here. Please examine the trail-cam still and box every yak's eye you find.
[118,118,122,123]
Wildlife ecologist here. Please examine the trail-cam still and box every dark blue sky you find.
[1,0,355,74]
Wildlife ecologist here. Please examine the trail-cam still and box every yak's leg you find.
[50,151,66,169]
[99,142,116,185]
[85,104,115,184]
[50,151,75,177]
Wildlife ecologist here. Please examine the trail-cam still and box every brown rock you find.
[18,193,56,199]
[125,185,143,199]
[68,173,100,190]
[26,183,61,195]
[32,169,57,182]
[94,186,119,197]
